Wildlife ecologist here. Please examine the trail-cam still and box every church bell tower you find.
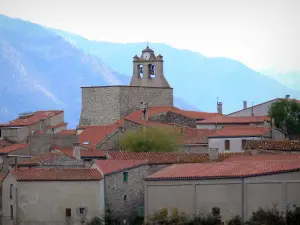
[130,45,171,88]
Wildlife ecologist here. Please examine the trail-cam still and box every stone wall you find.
[150,111,196,128]
[28,134,77,156]
[183,145,209,153]
[96,129,124,151]
[80,86,173,126]
[40,155,85,168]
[105,165,150,223]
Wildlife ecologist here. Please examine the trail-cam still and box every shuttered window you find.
[123,172,128,183]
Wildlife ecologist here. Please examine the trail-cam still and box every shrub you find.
[245,205,285,225]
[286,205,300,225]
[227,215,243,225]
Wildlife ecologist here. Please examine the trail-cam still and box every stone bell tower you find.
[130,45,171,88]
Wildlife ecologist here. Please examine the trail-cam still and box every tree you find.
[120,126,182,152]
[268,99,300,136]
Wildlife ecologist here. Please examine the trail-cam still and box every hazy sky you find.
[0,0,299,73]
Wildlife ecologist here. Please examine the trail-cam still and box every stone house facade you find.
[92,160,149,224]
[0,110,67,143]
[2,168,104,225]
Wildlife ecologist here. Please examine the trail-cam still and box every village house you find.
[208,126,286,153]
[243,139,300,155]
[91,160,149,224]
[0,144,29,172]
[2,168,104,225]
[0,110,67,143]
[144,154,300,222]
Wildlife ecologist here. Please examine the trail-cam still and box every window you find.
[149,64,156,78]
[242,139,247,149]
[79,207,85,214]
[123,194,127,201]
[138,64,144,78]
[10,205,13,220]
[66,208,71,217]
[225,140,230,151]
[0,129,2,137]
[10,184,13,199]
[123,172,128,183]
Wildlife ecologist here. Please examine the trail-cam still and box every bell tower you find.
[130,45,171,88]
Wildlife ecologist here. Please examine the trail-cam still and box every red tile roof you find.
[146,159,300,180]
[53,147,106,158]
[108,152,251,165]
[0,110,63,127]
[11,168,102,181]
[125,106,220,123]
[197,116,270,124]
[223,154,300,162]
[208,126,271,138]
[0,144,29,154]
[57,129,77,135]
[18,153,72,166]
[244,140,300,151]
[78,123,121,148]
[183,128,216,144]
[94,160,148,175]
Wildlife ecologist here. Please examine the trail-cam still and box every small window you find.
[225,140,230,151]
[123,172,128,183]
[242,139,247,149]
[123,195,127,201]
[66,208,71,217]
[79,207,85,214]
[10,205,13,220]
[10,184,13,199]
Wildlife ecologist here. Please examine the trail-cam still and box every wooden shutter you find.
[225,140,230,150]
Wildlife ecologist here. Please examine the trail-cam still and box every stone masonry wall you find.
[40,155,85,168]
[150,111,196,128]
[105,165,150,223]
[80,86,173,126]
[96,129,124,151]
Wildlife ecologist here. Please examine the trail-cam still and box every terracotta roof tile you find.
[224,154,300,162]
[0,144,29,154]
[18,153,72,166]
[94,160,148,175]
[183,128,216,144]
[53,147,106,158]
[78,123,121,148]
[208,126,271,138]
[0,110,63,127]
[146,159,300,180]
[11,168,102,181]
[197,116,270,124]
[57,129,77,135]
[244,140,300,151]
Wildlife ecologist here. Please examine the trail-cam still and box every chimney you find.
[217,102,223,114]
[243,101,247,109]
[285,95,290,99]
[209,148,219,162]
[72,142,81,160]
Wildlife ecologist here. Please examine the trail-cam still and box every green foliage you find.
[88,217,104,225]
[286,205,300,225]
[227,215,243,225]
[268,99,300,136]
[120,127,181,152]
[245,205,285,225]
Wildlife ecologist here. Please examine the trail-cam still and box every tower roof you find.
[142,45,154,53]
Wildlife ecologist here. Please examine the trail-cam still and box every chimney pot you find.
[217,102,223,114]
[243,101,247,109]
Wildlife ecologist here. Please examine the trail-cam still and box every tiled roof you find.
[0,110,63,127]
[125,118,171,128]
[125,106,220,122]
[108,151,250,165]
[57,129,77,135]
[94,160,148,175]
[78,123,121,148]
[0,144,29,154]
[45,122,68,131]
[244,140,300,151]
[146,159,300,180]
[53,147,106,158]
[11,168,102,181]
[197,116,270,124]
[224,154,300,162]
[208,126,271,138]
[18,153,70,166]
[183,128,216,144]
